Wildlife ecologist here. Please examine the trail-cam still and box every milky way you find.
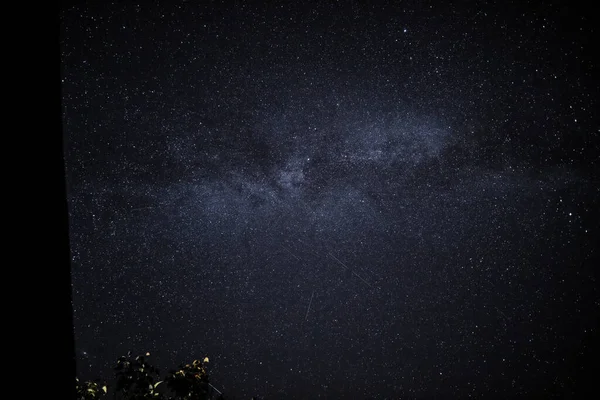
[62,1,598,398]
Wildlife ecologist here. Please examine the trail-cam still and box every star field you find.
[61,1,598,398]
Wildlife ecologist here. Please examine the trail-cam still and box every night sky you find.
[60,1,599,398]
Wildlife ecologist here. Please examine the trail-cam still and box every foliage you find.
[114,352,163,399]
[165,358,211,399]
[76,352,219,400]
[75,378,107,400]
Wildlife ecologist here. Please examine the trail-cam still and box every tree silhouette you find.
[75,352,223,400]
[114,352,162,399]
[75,378,107,400]
[164,358,211,399]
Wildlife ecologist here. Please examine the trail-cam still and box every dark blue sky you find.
[61,1,598,398]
